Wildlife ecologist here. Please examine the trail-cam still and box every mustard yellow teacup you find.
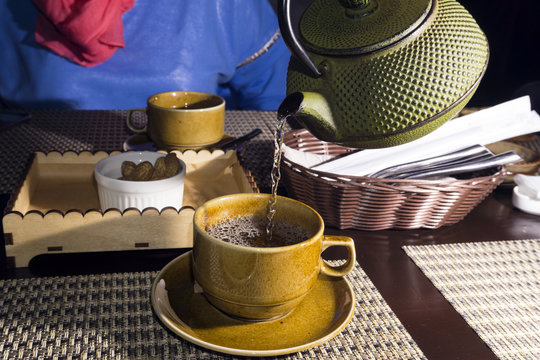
[192,193,356,321]
[127,91,225,150]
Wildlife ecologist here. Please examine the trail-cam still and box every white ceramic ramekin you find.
[94,152,186,211]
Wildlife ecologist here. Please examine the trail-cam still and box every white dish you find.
[512,185,540,216]
[94,151,186,211]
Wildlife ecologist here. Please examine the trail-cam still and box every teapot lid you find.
[300,0,432,55]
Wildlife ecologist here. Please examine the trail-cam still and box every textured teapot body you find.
[279,0,488,148]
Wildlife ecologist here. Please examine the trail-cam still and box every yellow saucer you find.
[151,251,355,357]
[123,134,234,152]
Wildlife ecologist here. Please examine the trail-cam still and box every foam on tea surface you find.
[206,215,309,248]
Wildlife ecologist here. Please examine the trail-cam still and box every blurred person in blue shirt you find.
[0,0,289,110]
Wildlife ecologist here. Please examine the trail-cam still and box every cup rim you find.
[194,193,325,252]
[146,91,225,112]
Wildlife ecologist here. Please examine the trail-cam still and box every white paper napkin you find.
[311,96,540,177]
[281,144,333,169]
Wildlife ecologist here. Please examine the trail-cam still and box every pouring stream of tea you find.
[265,114,288,244]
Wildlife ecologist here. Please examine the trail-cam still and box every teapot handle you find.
[277,0,322,78]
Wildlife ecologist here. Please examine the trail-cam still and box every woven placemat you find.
[0,110,286,195]
[0,264,425,359]
[403,239,540,360]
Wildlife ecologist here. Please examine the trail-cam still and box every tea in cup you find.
[126,91,225,150]
[192,193,356,321]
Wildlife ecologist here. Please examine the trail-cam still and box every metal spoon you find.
[396,151,522,179]
[218,128,262,151]
[370,145,492,178]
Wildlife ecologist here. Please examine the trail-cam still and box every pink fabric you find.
[33,0,134,67]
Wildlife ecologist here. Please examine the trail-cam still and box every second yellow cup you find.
[127,91,225,150]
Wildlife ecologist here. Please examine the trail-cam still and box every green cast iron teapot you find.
[277,0,489,148]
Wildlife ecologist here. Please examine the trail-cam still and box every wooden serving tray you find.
[3,150,258,267]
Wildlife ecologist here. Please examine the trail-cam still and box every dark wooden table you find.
[1,110,537,359]
[330,186,535,360]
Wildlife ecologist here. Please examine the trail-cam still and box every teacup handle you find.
[126,108,148,133]
[320,235,356,277]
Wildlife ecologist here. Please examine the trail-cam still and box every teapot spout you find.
[277,92,337,142]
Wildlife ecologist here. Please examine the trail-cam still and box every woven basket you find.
[281,129,506,230]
